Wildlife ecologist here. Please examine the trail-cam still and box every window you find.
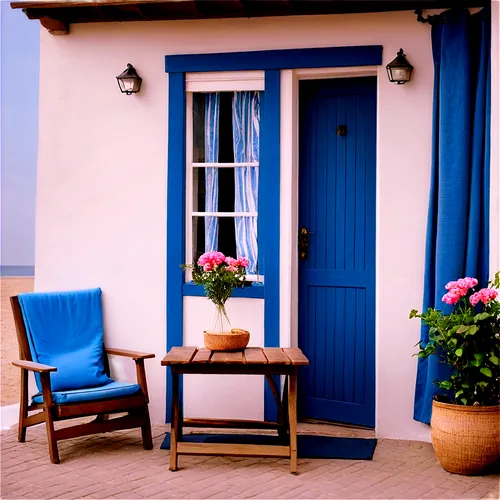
[186,89,262,281]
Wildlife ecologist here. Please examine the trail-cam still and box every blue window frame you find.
[165,45,383,422]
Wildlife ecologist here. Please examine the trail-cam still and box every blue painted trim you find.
[165,46,382,73]
[165,72,186,424]
[0,266,35,277]
[165,46,381,424]
[183,282,265,299]
[261,70,281,422]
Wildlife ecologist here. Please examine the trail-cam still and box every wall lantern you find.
[386,49,413,85]
[116,63,142,95]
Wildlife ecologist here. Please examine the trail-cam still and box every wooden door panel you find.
[298,77,376,427]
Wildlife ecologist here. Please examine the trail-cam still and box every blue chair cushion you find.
[32,380,142,405]
[18,288,111,392]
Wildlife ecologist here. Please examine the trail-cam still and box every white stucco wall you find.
[35,10,497,440]
[184,297,264,420]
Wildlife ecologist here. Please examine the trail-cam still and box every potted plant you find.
[182,251,251,351]
[411,272,500,475]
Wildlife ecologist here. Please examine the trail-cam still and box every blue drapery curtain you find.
[204,93,220,252]
[414,8,491,424]
[232,91,260,274]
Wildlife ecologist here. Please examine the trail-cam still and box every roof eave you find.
[11,0,490,36]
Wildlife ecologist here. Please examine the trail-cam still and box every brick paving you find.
[1,420,499,499]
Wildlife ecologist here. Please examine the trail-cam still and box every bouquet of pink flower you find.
[182,252,249,333]
[411,272,500,406]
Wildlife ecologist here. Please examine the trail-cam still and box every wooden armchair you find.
[11,289,155,464]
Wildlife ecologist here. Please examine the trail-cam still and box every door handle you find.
[299,227,309,260]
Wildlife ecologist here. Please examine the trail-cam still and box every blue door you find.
[298,77,376,427]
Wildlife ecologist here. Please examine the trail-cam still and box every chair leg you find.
[44,409,60,464]
[18,369,28,443]
[141,406,153,450]
[40,372,59,464]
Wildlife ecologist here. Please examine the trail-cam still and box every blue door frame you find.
[164,46,382,424]
[298,77,377,427]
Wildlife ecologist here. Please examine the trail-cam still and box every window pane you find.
[192,92,234,163]
[190,91,261,276]
[193,167,236,213]
[192,215,237,263]
[193,93,205,163]
[192,215,258,274]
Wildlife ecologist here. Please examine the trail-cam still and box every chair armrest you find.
[105,348,155,360]
[105,349,153,403]
[12,360,57,373]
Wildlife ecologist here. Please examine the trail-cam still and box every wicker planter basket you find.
[203,329,250,351]
[431,400,500,475]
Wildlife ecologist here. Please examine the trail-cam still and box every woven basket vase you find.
[431,400,500,475]
[203,329,250,351]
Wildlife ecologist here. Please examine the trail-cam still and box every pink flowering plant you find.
[182,252,249,333]
[411,272,500,406]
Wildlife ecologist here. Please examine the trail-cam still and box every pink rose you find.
[214,252,225,265]
[226,266,238,273]
[446,277,478,293]
[470,288,498,306]
[463,277,478,288]
[198,251,226,268]
[445,281,459,291]
[442,291,461,305]
[444,286,467,301]
[225,257,237,267]
[203,263,213,272]
[470,293,481,306]
[236,256,249,268]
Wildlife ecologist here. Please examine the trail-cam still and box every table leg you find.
[177,374,183,441]
[169,370,179,472]
[288,371,298,474]
[278,376,289,440]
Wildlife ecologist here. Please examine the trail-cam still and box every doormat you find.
[160,433,377,460]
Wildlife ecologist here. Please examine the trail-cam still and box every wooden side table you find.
[161,347,309,474]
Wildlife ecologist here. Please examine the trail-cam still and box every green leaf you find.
[460,398,468,405]
[480,367,493,378]
[455,348,463,357]
[449,338,457,348]
[470,360,481,367]
[466,325,478,336]
[457,325,469,334]
[409,309,418,319]
[439,380,452,390]
[455,390,464,398]
[489,355,499,366]
[474,312,490,322]
[474,353,485,361]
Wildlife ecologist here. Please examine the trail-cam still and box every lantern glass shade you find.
[116,63,142,95]
[386,49,413,85]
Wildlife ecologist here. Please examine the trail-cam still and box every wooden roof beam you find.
[26,13,69,34]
